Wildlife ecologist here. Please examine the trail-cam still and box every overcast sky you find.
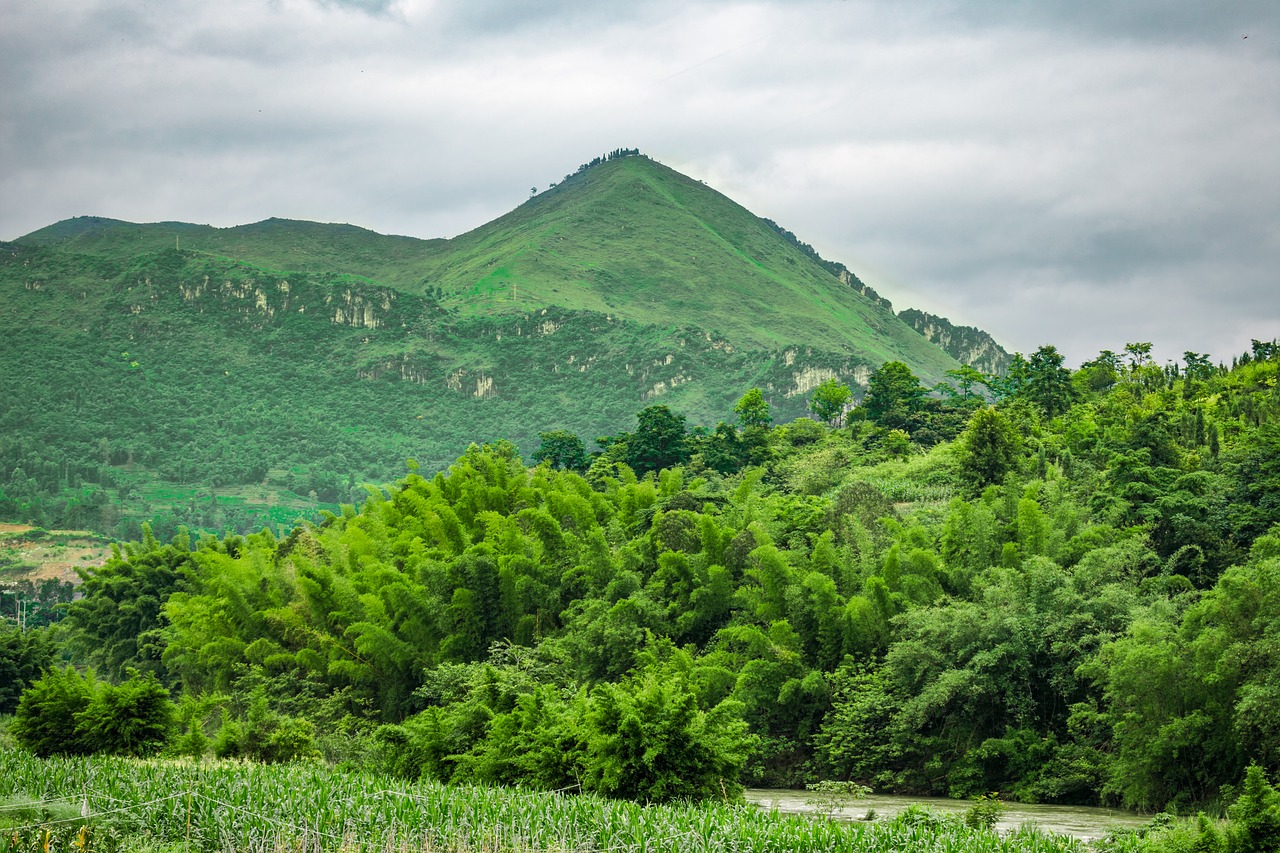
[3,0,1277,367]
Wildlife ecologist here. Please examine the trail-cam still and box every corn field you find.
[0,751,1086,853]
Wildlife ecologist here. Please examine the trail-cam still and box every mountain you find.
[2,152,963,537]
[898,308,1012,376]
[20,155,958,373]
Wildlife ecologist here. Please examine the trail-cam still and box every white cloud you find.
[1,0,1276,365]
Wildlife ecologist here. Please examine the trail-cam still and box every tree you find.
[860,362,925,429]
[627,405,690,475]
[957,407,1021,491]
[1022,345,1076,418]
[1076,350,1120,393]
[700,422,746,474]
[734,388,772,429]
[1184,351,1214,381]
[532,430,588,472]
[809,378,853,427]
[1124,341,1153,373]
[731,389,773,466]
[945,365,987,401]
[0,624,53,714]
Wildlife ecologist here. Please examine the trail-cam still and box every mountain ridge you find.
[18,155,986,377]
[898,308,1012,375]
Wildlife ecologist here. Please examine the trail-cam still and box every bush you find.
[964,792,1005,830]
[582,673,751,803]
[11,666,95,756]
[12,667,174,757]
[214,693,319,763]
[1228,766,1280,853]
[76,670,175,756]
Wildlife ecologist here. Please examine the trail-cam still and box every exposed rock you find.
[898,308,1011,376]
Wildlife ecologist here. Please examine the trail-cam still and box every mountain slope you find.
[3,153,965,538]
[17,216,444,289]
[20,156,958,381]
[414,156,954,369]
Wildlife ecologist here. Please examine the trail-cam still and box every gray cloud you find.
[2,0,1276,366]
[316,0,400,15]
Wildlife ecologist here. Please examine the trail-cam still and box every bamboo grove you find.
[4,341,1280,823]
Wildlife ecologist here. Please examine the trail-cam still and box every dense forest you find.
[4,338,1280,843]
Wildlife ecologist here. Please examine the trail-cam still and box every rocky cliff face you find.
[898,308,1012,376]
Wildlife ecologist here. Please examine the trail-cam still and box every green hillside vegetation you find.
[1,152,964,540]
[16,154,955,367]
[6,341,1279,845]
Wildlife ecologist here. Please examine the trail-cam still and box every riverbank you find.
[746,788,1150,841]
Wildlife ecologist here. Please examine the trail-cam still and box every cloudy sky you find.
[3,0,1277,367]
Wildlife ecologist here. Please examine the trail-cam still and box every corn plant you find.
[0,751,1088,853]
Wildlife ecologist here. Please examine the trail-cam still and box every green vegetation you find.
[0,751,1088,853]
[2,153,963,541]
[1,337,1272,830]
[4,153,1280,853]
[12,666,174,758]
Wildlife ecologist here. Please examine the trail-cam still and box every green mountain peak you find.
[3,152,969,536]
[422,154,955,369]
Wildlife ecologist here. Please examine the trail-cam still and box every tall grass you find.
[0,751,1085,853]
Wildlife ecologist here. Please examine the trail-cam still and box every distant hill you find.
[2,152,964,538]
[898,308,1012,376]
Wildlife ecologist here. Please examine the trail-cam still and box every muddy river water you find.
[745,789,1152,841]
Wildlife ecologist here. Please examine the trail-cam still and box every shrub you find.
[214,693,319,763]
[964,792,1005,831]
[1228,766,1280,853]
[11,666,95,757]
[12,667,174,757]
[76,670,175,756]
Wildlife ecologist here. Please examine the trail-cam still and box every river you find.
[745,788,1151,841]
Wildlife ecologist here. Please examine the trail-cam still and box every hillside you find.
[19,156,960,374]
[2,153,966,538]
[898,308,1012,375]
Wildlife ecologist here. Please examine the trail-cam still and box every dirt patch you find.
[0,529,113,584]
[0,523,36,534]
